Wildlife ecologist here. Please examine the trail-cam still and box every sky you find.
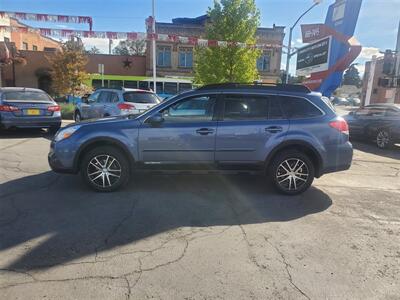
[1,0,399,75]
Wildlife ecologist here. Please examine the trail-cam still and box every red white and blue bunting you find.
[0,26,283,49]
[0,11,93,30]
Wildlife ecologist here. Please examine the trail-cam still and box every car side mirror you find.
[82,97,89,104]
[147,113,164,126]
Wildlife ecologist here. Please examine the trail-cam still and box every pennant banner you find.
[0,25,283,49]
[0,11,93,30]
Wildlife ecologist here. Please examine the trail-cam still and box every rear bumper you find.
[321,141,353,175]
[0,112,61,129]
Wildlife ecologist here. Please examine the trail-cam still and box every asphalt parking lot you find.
[0,126,399,300]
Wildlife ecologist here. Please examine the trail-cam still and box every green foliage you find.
[342,64,362,87]
[86,46,101,54]
[49,41,89,96]
[194,0,261,85]
[113,39,146,56]
[59,103,75,120]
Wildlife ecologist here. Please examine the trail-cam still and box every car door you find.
[215,94,289,164]
[93,91,111,118]
[81,91,100,119]
[346,107,371,137]
[138,94,218,163]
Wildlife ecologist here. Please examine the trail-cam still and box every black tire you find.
[80,146,130,192]
[268,150,315,195]
[74,111,82,122]
[48,124,61,134]
[376,129,392,149]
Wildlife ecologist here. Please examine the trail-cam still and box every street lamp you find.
[152,0,157,93]
[285,0,322,83]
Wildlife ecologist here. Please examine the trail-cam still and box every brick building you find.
[4,17,61,52]
[1,51,146,93]
[146,15,285,83]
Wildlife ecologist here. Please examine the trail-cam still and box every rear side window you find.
[2,91,51,101]
[123,92,160,104]
[279,96,323,119]
[223,94,269,120]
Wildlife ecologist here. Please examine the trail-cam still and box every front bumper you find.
[48,141,77,174]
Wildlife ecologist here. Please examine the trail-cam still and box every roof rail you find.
[94,86,124,91]
[197,82,311,93]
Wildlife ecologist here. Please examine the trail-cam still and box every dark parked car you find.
[49,83,353,195]
[344,104,400,149]
[0,87,61,133]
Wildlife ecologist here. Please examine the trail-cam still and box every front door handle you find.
[265,126,283,133]
[196,128,214,135]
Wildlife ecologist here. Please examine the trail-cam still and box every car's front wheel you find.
[269,150,315,195]
[81,146,130,192]
[376,129,392,149]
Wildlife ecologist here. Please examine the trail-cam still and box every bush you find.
[60,103,75,120]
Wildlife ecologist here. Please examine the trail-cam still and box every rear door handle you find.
[265,126,283,133]
[196,128,214,135]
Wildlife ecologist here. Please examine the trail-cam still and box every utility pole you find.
[285,0,322,83]
[152,0,157,93]
[109,39,113,55]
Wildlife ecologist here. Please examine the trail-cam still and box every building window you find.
[157,46,171,67]
[257,51,271,72]
[22,42,28,50]
[32,45,38,51]
[178,47,193,68]
[373,88,378,94]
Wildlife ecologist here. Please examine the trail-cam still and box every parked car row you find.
[330,96,361,107]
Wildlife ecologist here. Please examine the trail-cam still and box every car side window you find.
[368,108,386,117]
[279,96,323,119]
[110,92,119,103]
[386,109,400,117]
[354,108,370,117]
[223,94,269,121]
[98,91,111,103]
[87,91,100,103]
[161,95,216,123]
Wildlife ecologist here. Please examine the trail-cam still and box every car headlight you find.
[54,125,81,142]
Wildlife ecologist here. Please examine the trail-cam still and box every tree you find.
[342,64,362,87]
[49,40,89,96]
[113,39,146,56]
[85,46,101,54]
[194,0,261,85]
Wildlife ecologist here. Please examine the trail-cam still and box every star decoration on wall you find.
[123,58,132,69]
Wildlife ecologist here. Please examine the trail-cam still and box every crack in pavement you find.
[264,237,311,300]
[0,139,30,152]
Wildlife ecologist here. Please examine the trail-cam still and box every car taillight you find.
[329,118,349,135]
[118,103,135,110]
[0,105,20,112]
[47,105,61,112]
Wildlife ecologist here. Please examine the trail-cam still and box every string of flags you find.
[0,11,93,30]
[0,25,283,50]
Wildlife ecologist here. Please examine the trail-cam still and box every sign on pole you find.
[296,37,330,76]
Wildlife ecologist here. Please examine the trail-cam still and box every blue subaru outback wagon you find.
[48,83,353,195]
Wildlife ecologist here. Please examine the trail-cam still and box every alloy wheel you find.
[276,158,309,192]
[376,130,390,149]
[87,154,122,188]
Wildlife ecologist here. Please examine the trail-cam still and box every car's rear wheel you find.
[376,129,392,149]
[269,150,315,195]
[81,146,130,192]
[74,111,82,122]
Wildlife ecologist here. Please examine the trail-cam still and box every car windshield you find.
[2,91,52,101]
[123,92,160,104]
